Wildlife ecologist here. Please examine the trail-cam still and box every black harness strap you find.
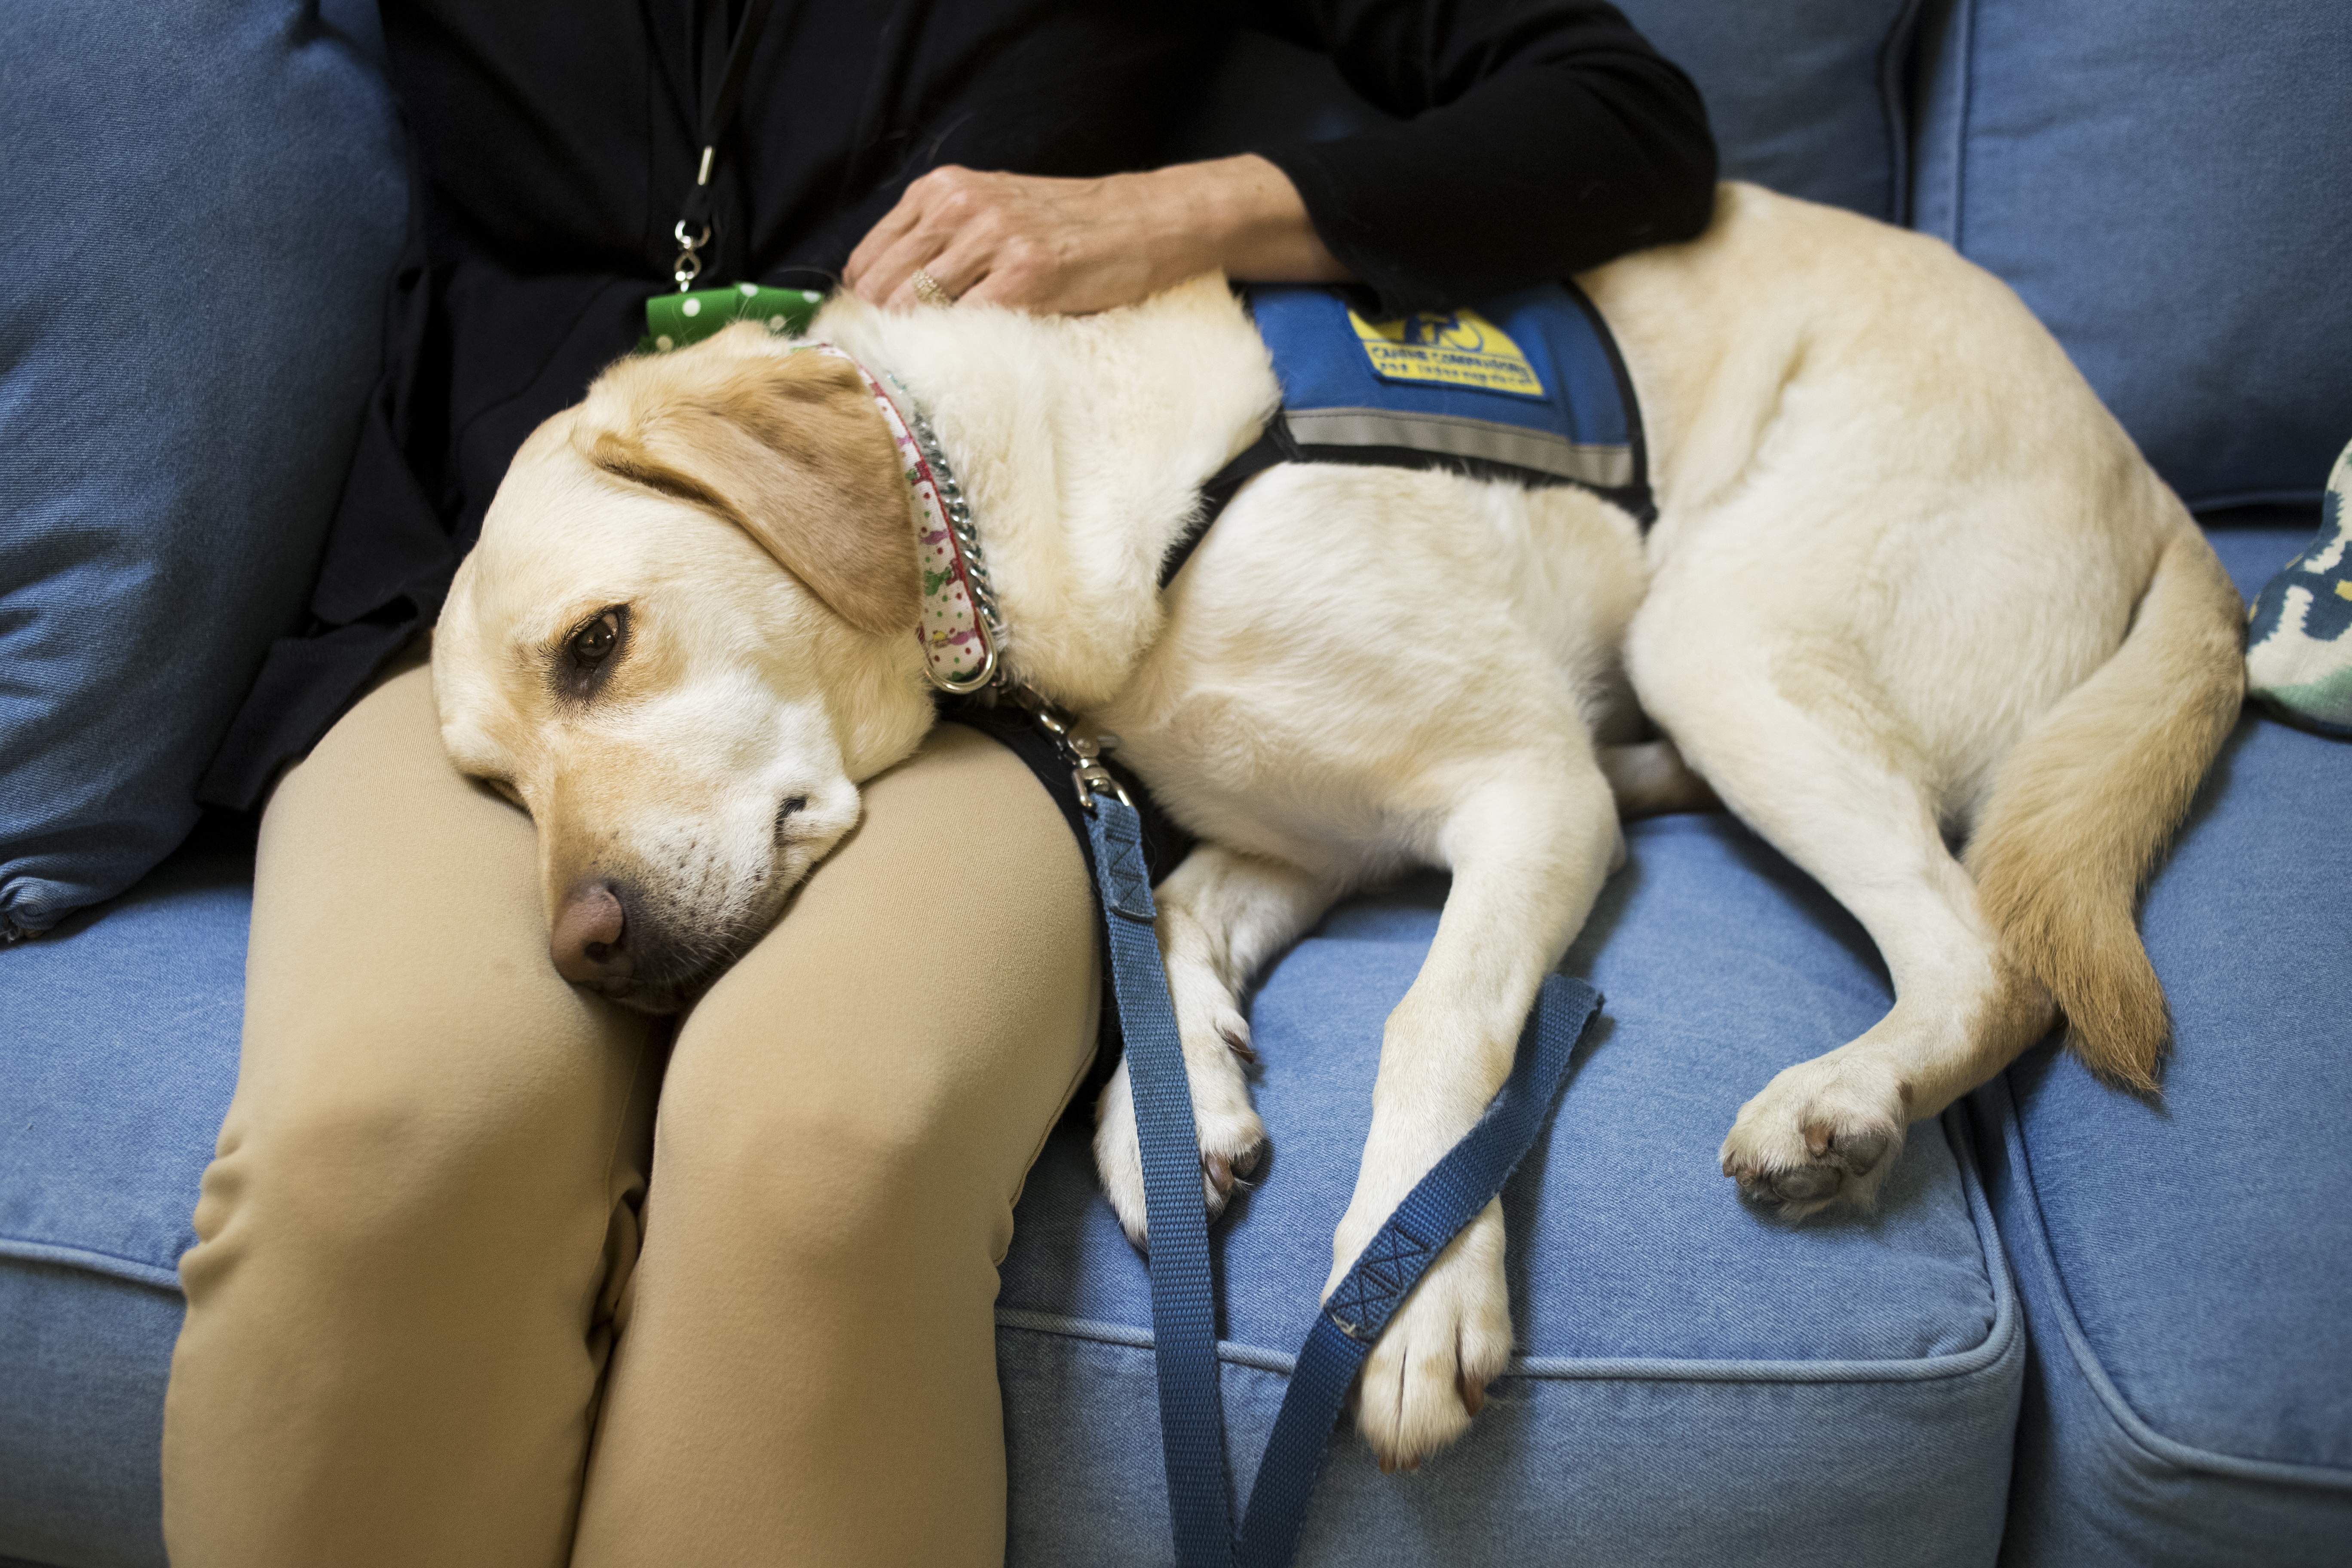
[1163,298,1655,593]
[1158,419,1298,591]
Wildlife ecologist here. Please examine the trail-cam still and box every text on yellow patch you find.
[1346,306,1545,397]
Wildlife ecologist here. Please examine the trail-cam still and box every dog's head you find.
[433,325,937,1011]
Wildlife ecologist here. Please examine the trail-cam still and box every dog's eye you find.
[554,606,630,701]
[571,611,621,667]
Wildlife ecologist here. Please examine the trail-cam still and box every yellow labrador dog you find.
[432,183,2244,1469]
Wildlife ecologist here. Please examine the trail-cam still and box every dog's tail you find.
[1963,524,2245,1093]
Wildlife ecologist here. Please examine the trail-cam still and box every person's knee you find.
[185,1090,427,1306]
[654,1050,975,1263]
[184,1041,636,1305]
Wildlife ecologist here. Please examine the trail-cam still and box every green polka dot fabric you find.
[642,283,824,354]
[2246,437,2352,738]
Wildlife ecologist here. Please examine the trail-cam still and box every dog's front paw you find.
[1720,1053,1909,1218]
[1338,1202,1513,1473]
[1092,1054,1267,1249]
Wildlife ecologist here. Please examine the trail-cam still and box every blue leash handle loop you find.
[1233,972,1599,1568]
[1083,790,1600,1568]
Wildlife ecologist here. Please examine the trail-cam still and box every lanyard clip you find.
[671,147,717,291]
[672,218,712,292]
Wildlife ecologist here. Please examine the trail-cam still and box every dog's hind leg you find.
[1635,637,2056,1219]
[1093,845,1340,1245]
[1337,752,1620,1471]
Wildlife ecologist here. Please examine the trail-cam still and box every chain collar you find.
[818,344,1130,803]
[806,347,1009,694]
[886,374,1011,694]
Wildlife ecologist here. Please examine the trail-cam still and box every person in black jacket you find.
[165,5,1712,1562]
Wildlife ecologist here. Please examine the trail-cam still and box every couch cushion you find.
[1617,0,1923,219]
[0,0,405,937]
[0,829,249,1568]
[0,827,249,1291]
[5,537,2329,1568]
[999,815,2022,1564]
[1975,516,2352,1567]
[0,804,2022,1568]
[0,1266,180,1568]
[1911,0,2352,510]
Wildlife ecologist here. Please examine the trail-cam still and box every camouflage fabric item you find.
[643,282,824,354]
[2246,437,2352,738]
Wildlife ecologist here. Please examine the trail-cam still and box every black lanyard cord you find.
[673,0,782,288]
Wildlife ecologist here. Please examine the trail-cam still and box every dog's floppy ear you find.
[576,341,918,635]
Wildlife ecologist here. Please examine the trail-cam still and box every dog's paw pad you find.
[1806,1121,1889,1171]
[1720,1059,1908,1219]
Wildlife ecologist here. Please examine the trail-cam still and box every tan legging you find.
[162,657,1100,1566]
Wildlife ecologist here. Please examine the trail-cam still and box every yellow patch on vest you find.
[1346,306,1544,397]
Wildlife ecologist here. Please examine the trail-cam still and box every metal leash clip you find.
[1011,686,1131,812]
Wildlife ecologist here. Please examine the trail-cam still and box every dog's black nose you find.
[551,880,633,986]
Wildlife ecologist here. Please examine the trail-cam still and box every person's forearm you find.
[1146,154,1354,286]
[1247,0,1719,312]
[1259,61,1715,313]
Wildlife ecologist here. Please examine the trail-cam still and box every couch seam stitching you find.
[996,1108,2019,1387]
[0,1234,182,1291]
[993,1308,2021,1387]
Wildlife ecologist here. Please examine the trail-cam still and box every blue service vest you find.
[1161,282,1650,587]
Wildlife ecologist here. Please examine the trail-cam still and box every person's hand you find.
[844,154,1348,315]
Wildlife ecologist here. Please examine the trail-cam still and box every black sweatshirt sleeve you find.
[1240,0,1716,314]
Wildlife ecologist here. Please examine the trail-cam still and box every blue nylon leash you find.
[1085,796,1237,1566]
[919,331,1606,1561]
[1231,972,1598,1568]
[1079,787,1601,1568]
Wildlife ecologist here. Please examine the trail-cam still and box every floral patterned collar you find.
[808,346,1006,695]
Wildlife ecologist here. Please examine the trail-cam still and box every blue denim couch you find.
[4,3,2348,1565]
